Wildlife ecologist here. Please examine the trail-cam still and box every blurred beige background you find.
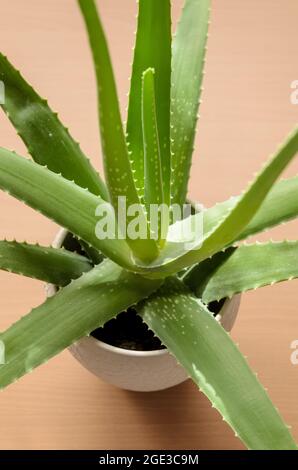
[0,0,297,450]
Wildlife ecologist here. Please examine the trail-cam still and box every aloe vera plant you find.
[0,0,297,450]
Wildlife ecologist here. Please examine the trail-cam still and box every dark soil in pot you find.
[92,308,165,351]
[62,231,225,352]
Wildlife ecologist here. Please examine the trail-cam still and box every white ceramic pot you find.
[47,229,241,392]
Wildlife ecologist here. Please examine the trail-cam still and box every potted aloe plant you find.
[0,0,297,450]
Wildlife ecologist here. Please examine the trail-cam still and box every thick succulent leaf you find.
[0,259,161,389]
[177,175,298,282]
[137,127,298,275]
[142,68,166,244]
[0,240,92,286]
[139,278,297,450]
[201,176,298,246]
[185,241,298,303]
[0,53,108,199]
[78,0,158,262]
[170,0,210,206]
[239,176,298,240]
[0,148,134,269]
[126,0,171,205]
[171,127,298,270]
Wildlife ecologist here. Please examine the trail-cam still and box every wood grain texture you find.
[0,0,297,450]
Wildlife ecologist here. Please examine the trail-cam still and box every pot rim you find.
[49,228,234,359]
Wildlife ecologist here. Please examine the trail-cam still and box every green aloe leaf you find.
[126,0,171,205]
[0,259,161,390]
[138,127,298,275]
[78,0,158,262]
[0,53,108,199]
[0,148,134,269]
[202,176,298,245]
[177,175,298,283]
[185,241,298,303]
[239,176,298,241]
[142,68,166,244]
[170,0,210,206]
[0,240,92,286]
[181,175,298,283]
[139,278,297,450]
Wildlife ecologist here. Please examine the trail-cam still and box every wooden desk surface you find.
[0,0,297,450]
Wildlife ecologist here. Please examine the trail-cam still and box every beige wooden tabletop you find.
[0,0,297,450]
